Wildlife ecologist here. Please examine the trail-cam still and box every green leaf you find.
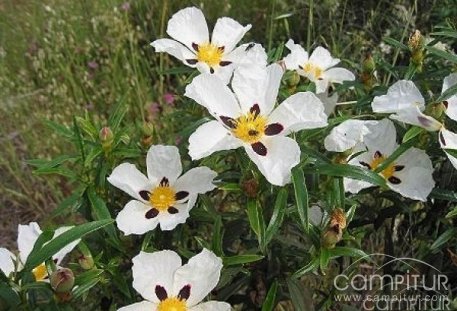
[87,187,120,247]
[328,246,368,258]
[287,278,314,311]
[425,46,457,64]
[211,216,224,256]
[303,164,386,187]
[265,188,288,245]
[293,258,319,278]
[402,126,424,143]
[430,30,457,39]
[319,248,330,271]
[0,282,21,308]
[223,254,264,266]
[445,206,457,219]
[430,228,457,252]
[436,83,457,103]
[443,148,457,159]
[246,199,266,251]
[24,220,113,271]
[383,37,408,50]
[430,188,457,202]
[292,167,309,233]
[262,281,278,311]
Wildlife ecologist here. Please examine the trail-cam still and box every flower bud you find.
[362,53,375,74]
[50,268,75,293]
[321,225,343,249]
[99,127,114,151]
[425,102,446,120]
[242,178,259,198]
[329,208,347,230]
[142,122,154,136]
[78,254,95,270]
[287,71,301,87]
[408,30,424,52]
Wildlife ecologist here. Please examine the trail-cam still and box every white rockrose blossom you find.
[107,145,217,235]
[283,39,355,93]
[118,249,230,311]
[0,222,79,281]
[185,63,328,186]
[326,119,435,201]
[151,7,257,83]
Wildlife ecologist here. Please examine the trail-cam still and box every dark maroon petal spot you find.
[175,191,189,201]
[439,131,447,146]
[298,65,304,69]
[443,101,449,109]
[168,206,179,214]
[264,123,284,136]
[210,67,215,74]
[160,177,169,187]
[155,285,168,301]
[145,208,159,219]
[192,42,199,52]
[219,61,232,67]
[245,43,255,51]
[139,190,150,201]
[178,284,191,300]
[388,176,401,184]
[394,165,405,172]
[359,161,372,169]
[218,46,225,53]
[374,151,382,159]
[220,116,236,129]
[186,59,198,65]
[418,115,433,127]
[251,142,267,156]
[250,104,260,117]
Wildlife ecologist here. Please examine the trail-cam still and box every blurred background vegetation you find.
[1,0,457,306]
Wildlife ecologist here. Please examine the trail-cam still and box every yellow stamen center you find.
[232,112,268,144]
[196,43,224,67]
[370,155,396,179]
[150,186,176,211]
[302,62,323,80]
[32,263,48,282]
[157,297,187,311]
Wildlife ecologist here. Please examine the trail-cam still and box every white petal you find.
[389,148,434,201]
[232,64,283,115]
[283,39,308,70]
[208,65,235,85]
[323,67,355,84]
[132,250,182,303]
[116,200,159,235]
[439,128,457,169]
[185,74,240,118]
[18,222,42,264]
[174,167,217,194]
[211,17,251,54]
[442,73,457,121]
[344,152,376,193]
[51,226,80,264]
[172,249,223,307]
[166,7,209,50]
[157,200,193,231]
[309,46,339,70]
[363,118,398,155]
[316,91,339,116]
[188,121,242,160]
[226,43,268,68]
[324,120,375,152]
[268,92,328,135]
[372,80,425,113]
[146,145,182,184]
[0,248,15,276]
[390,106,442,131]
[150,39,195,64]
[190,301,231,311]
[245,136,300,186]
[118,301,158,311]
[315,79,330,94]
[107,163,153,202]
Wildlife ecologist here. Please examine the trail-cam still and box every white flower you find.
[283,39,355,93]
[0,222,79,281]
[151,7,255,83]
[316,91,339,116]
[118,249,230,311]
[442,73,457,121]
[107,145,217,235]
[185,64,328,186]
[326,119,435,201]
[371,80,443,131]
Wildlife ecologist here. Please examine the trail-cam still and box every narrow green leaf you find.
[292,167,309,233]
[0,282,21,308]
[246,199,265,250]
[436,83,457,103]
[430,228,457,252]
[430,30,457,39]
[24,220,113,271]
[443,148,457,159]
[383,37,408,50]
[402,126,424,143]
[211,216,224,256]
[293,258,319,278]
[319,248,330,272]
[425,46,457,64]
[262,281,278,311]
[445,206,457,219]
[265,189,288,245]
[430,188,457,202]
[223,254,264,266]
[302,164,386,187]
[328,246,368,258]
[287,278,314,311]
